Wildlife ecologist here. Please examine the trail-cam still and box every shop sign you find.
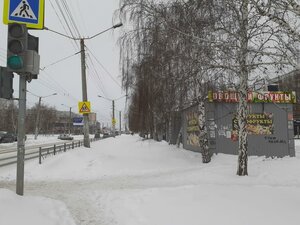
[208,91,296,104]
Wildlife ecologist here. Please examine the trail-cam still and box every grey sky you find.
[0,0,125,125]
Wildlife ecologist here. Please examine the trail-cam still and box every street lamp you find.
[45,22,123,147]
[98,95,127,137]
[31,92,57,139]
[61,104,75,135]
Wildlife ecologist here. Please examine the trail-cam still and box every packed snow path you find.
[1,135,300,225]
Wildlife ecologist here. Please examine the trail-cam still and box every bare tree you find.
[117,0,296,173]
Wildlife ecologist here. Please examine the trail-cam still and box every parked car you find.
[58,134,74,140]
[0,133,17,143]
[102,132,110,138]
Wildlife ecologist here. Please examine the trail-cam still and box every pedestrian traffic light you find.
[0,67,14,99]
[7,23,28,72]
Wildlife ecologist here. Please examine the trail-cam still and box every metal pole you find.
[16,75,27,196]
[80,38,90,147]
[119,111,121,135]
[34,97,42,140]
[69,107,72,135]
[112,100,115,137]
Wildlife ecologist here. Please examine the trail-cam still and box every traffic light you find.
[0,67,14,99]
[7,23,28,72]
[7,23,40,76]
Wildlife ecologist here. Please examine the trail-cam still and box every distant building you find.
[268,70,300,120]
[53,111,81,134]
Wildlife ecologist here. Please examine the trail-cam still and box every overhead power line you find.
[85,46,122,88]
[40,51,81,71]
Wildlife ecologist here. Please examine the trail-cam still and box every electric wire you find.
[85,53,109,97]
[37,70,79,103]
[85,46,122,88]
[49,0,78,50]
[40,51,81,71]
[75,0,88,35]
[61,0,81,38]
[54,0,78,40]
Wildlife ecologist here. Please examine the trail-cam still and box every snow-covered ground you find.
[0,135,300,225]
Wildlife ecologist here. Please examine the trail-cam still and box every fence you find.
[0,138,100,167]
[39,138,100,164]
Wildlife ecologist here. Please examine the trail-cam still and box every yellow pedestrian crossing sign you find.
[112,118,116,125]
[78,101,91,114]
[3,0,45,29]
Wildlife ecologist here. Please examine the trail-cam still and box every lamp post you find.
[98,95,126,137]
[45,22,123,147]
[32,92,57,140]
[61,104,75,135]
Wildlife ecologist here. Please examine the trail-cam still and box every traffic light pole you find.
[80,39,90,148]
[16,74,27,196]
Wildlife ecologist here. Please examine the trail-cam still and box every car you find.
[58,134,74,140]
[102,132,110,138]
[0,133,16,143]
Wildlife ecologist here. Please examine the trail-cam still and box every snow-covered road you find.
[1,135,300,225]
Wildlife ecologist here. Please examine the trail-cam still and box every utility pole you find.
[34,97,42,140]
[61,104,74,135]
[98,94,127,137]
[69,107,72,135]
[112,100,115,137]
[45,22,123,147]
[119,111,122,135]
[33,92,57,140]
[80,39,90,147]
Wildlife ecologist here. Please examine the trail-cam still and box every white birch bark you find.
[198,101,211,163]
[237,0,249,176]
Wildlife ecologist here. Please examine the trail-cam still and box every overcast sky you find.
[0,0,126,126]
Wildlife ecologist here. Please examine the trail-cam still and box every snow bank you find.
[0,189,76,225]
[1,135,300,225]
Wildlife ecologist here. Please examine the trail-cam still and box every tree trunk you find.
[198,101,211,163]
[237,0,249,176]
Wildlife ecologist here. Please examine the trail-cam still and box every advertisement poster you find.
[231,113,274,141]
[186,111,200,146]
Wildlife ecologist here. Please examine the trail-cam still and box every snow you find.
[0,135,300,225]
[0,189,76,225]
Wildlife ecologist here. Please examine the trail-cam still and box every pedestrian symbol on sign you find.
[11,0,37,20]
